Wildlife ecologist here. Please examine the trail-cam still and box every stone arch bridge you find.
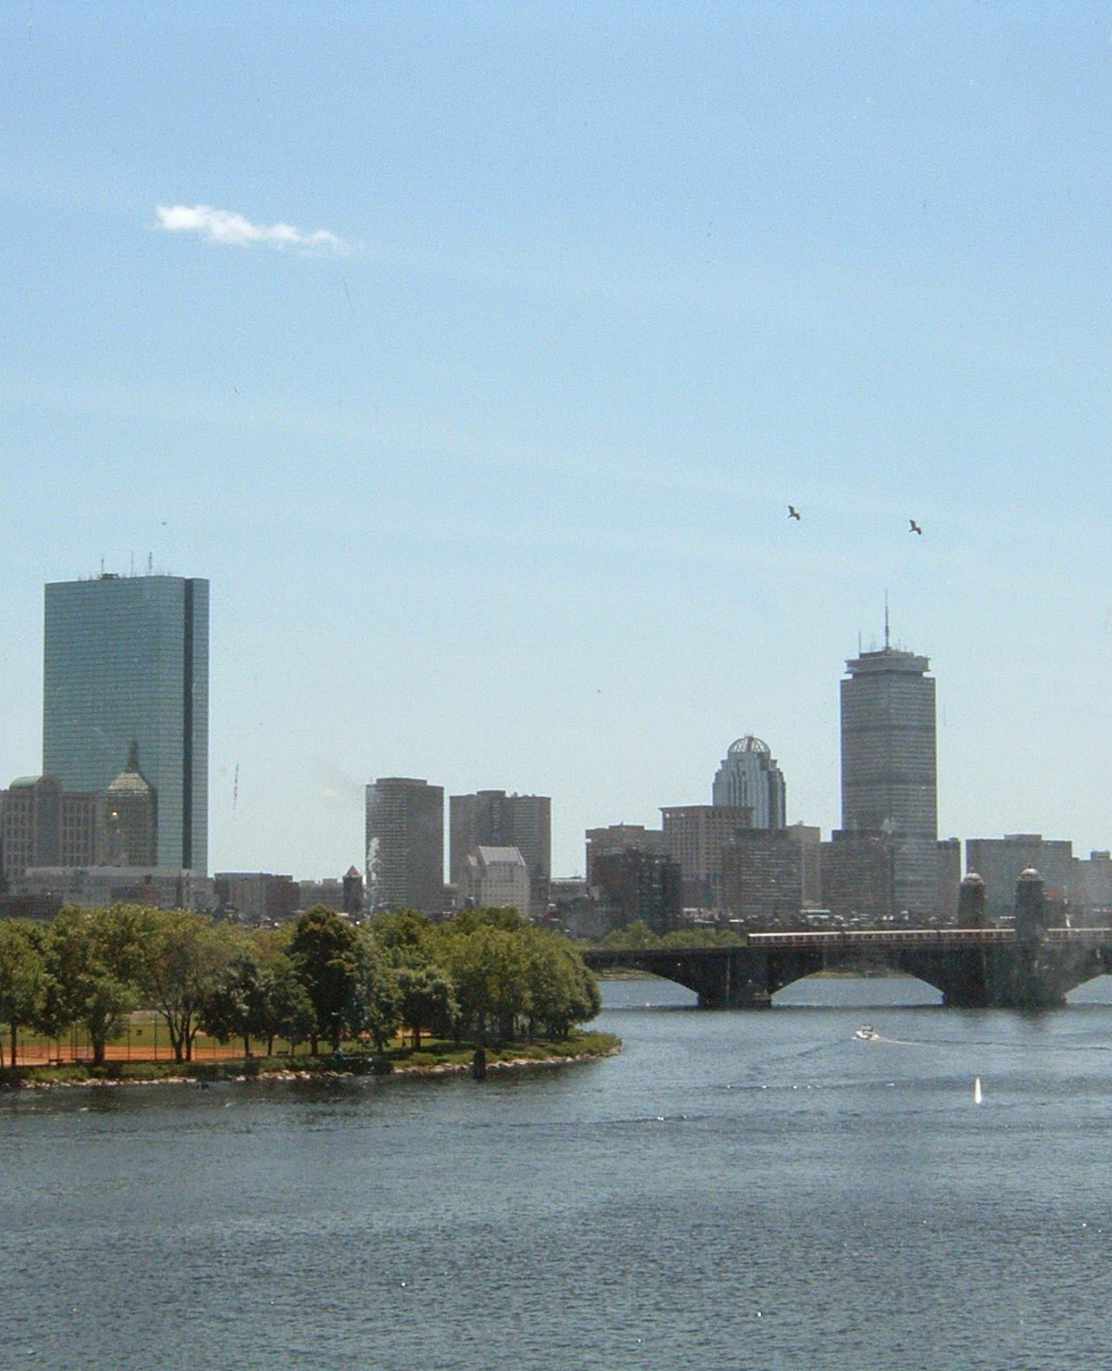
[583,928,1112,1010]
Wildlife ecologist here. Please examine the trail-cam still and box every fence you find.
[6,1016,295,1068]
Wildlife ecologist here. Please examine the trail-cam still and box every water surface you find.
[6,974,1112,1370]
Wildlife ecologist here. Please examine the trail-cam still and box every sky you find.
[3,2,1112,880]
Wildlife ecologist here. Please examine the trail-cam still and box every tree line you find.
[0,905,601,1067]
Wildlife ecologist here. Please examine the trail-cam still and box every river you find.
[6,974,1112,1370]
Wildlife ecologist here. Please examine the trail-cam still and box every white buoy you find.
[973,1076,983,1105]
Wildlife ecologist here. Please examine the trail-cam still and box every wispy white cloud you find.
[154,203,347,253]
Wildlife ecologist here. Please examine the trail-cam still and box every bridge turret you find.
[1015,867,1047,944]
[958,872,988,928]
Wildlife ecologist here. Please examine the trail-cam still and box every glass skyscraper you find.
[43,574,209,872]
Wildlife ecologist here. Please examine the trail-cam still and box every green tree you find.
[450,906,526,935]
[142,910,232,1062]
[396,963,457,1049]
[0,920,46,1067]
[659,926,744,948]
[601,920,661,950]
[439,925,530,1043]
[44,906,150,1066]
[199,951,269,1057]
[263,961,317,1054]
[288,908,358,1053]
[369,909,434,960]
[522,930,600,1039]
[341,931,400,1053]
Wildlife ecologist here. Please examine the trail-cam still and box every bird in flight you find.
[787,505,801,521]
[909,519,923,535]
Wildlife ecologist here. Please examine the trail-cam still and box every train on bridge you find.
[745,927,1108,949]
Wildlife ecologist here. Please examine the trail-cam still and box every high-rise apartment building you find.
[449,790,551,916]
[43,573,209,872]
[712,736,786,828]
[840,638,937,914]
[365,777,444,916]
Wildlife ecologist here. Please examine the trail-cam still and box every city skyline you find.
[6,568,1112,885]
[4,7,1112,880]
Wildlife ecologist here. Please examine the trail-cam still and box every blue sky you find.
[3,2,1112,879]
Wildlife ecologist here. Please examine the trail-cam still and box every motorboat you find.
[854,1024,880,1041]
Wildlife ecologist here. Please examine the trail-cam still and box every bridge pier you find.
[692,950,771,1008]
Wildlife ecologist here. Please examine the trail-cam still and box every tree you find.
[602,921,661,950]
[262,961,317,1055]
[450,906,526,935]
[288,908,359,1053]
[44,906,149,1066]
[0,920,46,1068]
[341,931,400,1053]
[522,931,600,1039]
[439,925,529,1043]
[659,927,744,948]
[369,909,434,959]
[199,951,269,1057]
[142,910,232,1062]
[396,963,456,1050]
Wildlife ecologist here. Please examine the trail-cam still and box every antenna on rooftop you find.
[147,552,153,575]
[884,590,890,650]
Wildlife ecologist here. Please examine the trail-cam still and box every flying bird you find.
[909,519,923,535]
[787,505,801,521]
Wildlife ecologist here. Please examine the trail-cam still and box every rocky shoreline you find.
[3,1045,622,1091]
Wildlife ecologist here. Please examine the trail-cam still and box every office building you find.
[819,829,896,923]
[16,865,214,912]
[840,636,937,914]
[585,824,667,884]
[214,872,299,923]
[720,828,807,924]
[712,736,786,828]
[591,847,683,936]
[660,804,752,909]
[1,775,99,880]
[935,838,962,921]
[102,742,158,868]
[1073,851,1112,922]
[365,777,444,916]
[788,823,823,906]
[2,743,158,881]
[460,845,530,914]
[965,835,1075,920]
[43,573,209,872]
[450,790,551,916]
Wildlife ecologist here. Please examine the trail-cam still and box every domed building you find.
[712,736,786,829]
[103,741,157,868]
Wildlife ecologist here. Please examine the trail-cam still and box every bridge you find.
[583,927,1112,1009]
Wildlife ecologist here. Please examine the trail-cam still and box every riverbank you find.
[0,1031,622,1090]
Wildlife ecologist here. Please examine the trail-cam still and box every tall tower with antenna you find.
[839,608,938,916]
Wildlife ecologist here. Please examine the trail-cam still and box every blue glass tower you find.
[43,574,209,872]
